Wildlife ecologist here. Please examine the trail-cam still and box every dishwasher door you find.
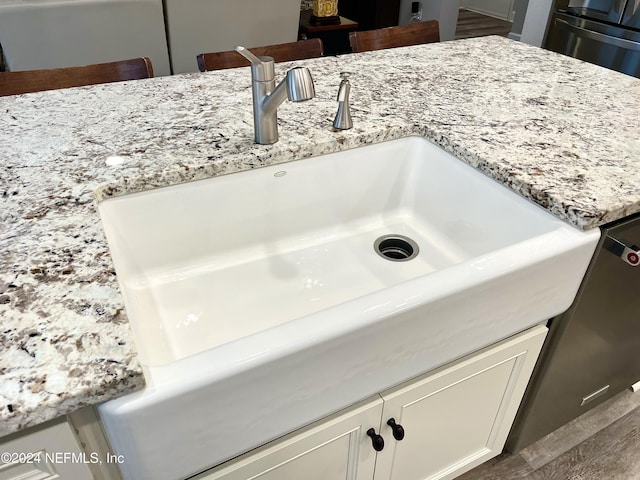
[506,213,640,453]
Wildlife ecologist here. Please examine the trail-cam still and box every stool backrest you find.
[349,20,440,53]
[0,57,154,97]
[197,39,324,72]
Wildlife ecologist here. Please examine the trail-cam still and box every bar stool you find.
[196,39,324,72]
[349,20,440,53]
[0,57,154,96]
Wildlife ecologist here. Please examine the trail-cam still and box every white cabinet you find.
[0,408,123,480]
[194,325,547,480]
[374,325,545,480]
[0,417,94,480]
[193,398,383,480]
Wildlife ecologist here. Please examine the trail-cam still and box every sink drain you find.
[374,235,419,262]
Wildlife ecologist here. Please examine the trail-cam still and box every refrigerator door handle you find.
[604,235,640,266]
[564,0,627,23]
[555,17,640,51]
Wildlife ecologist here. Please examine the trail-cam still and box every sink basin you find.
[97,136,600,480]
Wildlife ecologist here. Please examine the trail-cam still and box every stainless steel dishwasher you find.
[506,212,640,452]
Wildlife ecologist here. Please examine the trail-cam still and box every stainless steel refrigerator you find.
[506,213,640,452]
[545,0,640,78]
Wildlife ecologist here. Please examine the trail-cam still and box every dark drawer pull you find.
[366,428,384,451]
[387,418,405,441]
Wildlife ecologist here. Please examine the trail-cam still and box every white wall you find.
[508,0,528,40]
[460,0,515,21]
[398,0,462,41]
[519,0,553,47]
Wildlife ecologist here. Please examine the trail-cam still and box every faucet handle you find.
[235,45,275,81]
[235,46,264,65]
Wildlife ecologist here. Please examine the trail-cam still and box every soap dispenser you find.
[333,72,353,130]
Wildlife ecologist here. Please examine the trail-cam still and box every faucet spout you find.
[285,67,316,102]
[235,46,316,145]
[262,67,315,117]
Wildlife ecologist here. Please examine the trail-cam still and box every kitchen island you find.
[1,35,639,438]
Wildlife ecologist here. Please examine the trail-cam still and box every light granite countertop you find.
[1,36,639,437]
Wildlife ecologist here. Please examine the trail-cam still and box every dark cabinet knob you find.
[387,418,405,441]
[366,428,385,451]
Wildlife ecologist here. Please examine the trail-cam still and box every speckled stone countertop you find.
[1,36,639,437]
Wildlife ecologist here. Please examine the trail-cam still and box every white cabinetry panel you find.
[374,325,546,480]
[0,418,93,480]
[194,325,547,480]
[194,398,384,480]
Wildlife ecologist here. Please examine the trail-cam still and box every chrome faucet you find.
[333,72,353,130]
[235,46,316,145]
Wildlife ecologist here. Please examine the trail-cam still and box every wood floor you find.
[458,389,640,479]
[455,9,513,40]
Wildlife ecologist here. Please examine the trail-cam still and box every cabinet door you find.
[193,397,383,480]
[0,417,94,480]
[374,325,547,480]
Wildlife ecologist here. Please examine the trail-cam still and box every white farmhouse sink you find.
[97,136,600,480]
